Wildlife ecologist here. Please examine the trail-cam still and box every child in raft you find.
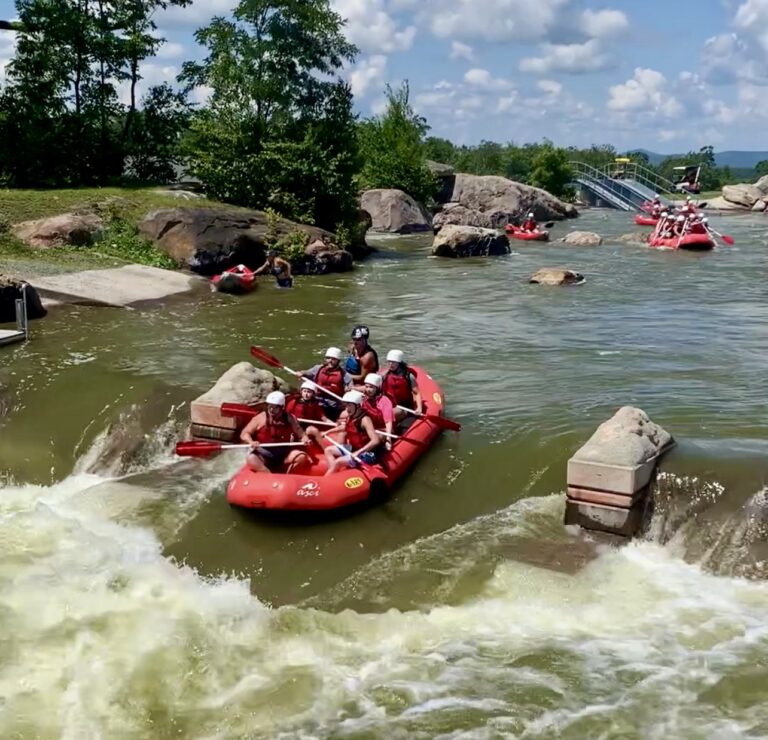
[323,391,383,475]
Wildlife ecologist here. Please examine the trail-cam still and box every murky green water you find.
[2,210,768,737]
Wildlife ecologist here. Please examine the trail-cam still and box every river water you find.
[1,209,768,737]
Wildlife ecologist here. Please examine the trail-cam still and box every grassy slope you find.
[0,187,225,275]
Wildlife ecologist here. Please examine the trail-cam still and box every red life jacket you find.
[522,219,537,231]
[345,413,369,450]
[382,369,413,408]
[287,397,324,421]
[315,364,345,397]
[255,412,293,444]
[362,396,385,429]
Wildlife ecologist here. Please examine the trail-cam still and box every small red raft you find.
[226,366,447,510]
[212,265,257,294]
[505,225,549,242]
[647,233,715,251]
[634,214,658,227]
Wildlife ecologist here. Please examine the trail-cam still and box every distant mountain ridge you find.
[630,149,768,168]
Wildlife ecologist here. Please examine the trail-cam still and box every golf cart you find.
[674,165,701,194]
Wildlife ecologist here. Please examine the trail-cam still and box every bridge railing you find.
[569,161,637,210]
[598,162,678,196]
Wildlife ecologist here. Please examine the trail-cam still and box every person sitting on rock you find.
[240,391,309,473]
[345,325,379,383]
[298,347,352,419]
[381,349,422,422]
[521,213,538,232]
[323,391,383,475]
[253,250,293,288]
[287,381,332,442]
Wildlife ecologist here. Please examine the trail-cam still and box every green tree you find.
[755,160,768,179]
[180,0,359,228]
[529,145,573,197]
[423,136,456,166]
[357,81,437,203]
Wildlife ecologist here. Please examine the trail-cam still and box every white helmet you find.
[386,349,405,364]
[300,381,316,391]
[527,212,534,218]
[342,390,364,405]
[676,215,685,221]
[364,373,382,388]
[686,196,692,202]
[325,347,342,360]
[266,391,286,406]
[653,193,659,199]
[702,217,709,224]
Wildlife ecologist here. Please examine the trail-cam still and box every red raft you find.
[505,225,549,242]
[212,265,257,294]
[634,214,658,227]
[647,233,715,251]
[226,366,447,510]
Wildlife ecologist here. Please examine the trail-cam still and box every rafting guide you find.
[253,250,294,288]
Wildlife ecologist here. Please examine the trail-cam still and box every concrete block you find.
[567,458,656,496]
[566,485,647,509]
[564,498,649,538]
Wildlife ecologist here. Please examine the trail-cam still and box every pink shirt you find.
[374,395,394,424]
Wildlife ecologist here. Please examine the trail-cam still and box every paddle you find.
[322,433,376,471]
[249,346,462,432]
[706,226,735,246]
[219,402,425,445]
[175,440,306,458]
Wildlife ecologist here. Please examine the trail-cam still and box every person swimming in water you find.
[253,250,293,288]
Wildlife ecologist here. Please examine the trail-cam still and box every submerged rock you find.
[432,224,510,258]
[529,267,584,286]
[560,231,602,246]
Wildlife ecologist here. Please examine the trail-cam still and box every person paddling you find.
[240,391,309,473]
[345,325,379,383]
[323,390,383,475]
[381,349,422,422]
[521,212,538,232]
[298,347,352,420]
[253,250,293,288]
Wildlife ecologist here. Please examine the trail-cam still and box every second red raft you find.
[505,225,549,242]
[647,233,715,251]
[634,214,659,227]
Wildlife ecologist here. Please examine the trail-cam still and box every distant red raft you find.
[634,214,658,226]
[505,225,549,241]
[647,233,715,251]
[226,366,447,510]
[212,265,257,294]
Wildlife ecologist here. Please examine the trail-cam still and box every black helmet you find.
[351,325,369,340]
[267,249,277,257]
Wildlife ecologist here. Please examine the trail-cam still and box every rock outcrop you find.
[360,189,432,234]
[432,224,510,258]
[705,196,745,211]
[138,207,354,277]
[722,184,764,209]
[755,175,768,194]
[432,173,577,231]
[529,268,584,286]
[0,275,46,322]
[560,231,602,246]
[12,212,104,248]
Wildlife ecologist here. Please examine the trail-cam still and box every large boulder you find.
[754,175,768,194]
[432,224,510,258]
[190,362,289,440]
[360,189,432,234]
[560,231,602,246]
[722,184,764,209]
[432,173,577,230]
[426,160,455,178]
[138,207,354,277]
[0,275,47,322]
[529,267,584,286]
[571,406,673,467]
[11,212,104,249]
[752,199,768,212]
[706,196,746,211]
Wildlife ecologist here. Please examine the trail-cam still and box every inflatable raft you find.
[647,233,715,251]
[226,366,446,510]
[634,214,658,227]
[505,225,549,242]
[212,265,257,294]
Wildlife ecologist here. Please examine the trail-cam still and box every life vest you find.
[382,368,413,408]
[315,364,345,397]
[362,396,385,429]
[522,219,537,232]
[344,413,369,450]
[287,397,324,421]
[255,412,293,444]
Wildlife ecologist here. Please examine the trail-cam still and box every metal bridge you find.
[570,161,678,211]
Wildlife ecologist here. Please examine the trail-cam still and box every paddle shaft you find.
[322,433,369,467]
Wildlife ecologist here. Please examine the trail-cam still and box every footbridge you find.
[570,161,678,211]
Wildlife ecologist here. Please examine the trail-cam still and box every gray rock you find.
[529,267,584,286]
[426,160,455,178]
[754,175,768,194]
[616,233,646,244]
[12,212,104,248]
[572,406,673,467]
[432,173,577,231]
[722,184,763,208]
[432,224,510,258]
[560,231,602,246]
[360,189,432,234]
[706,196,746,211]
[752,199,768,212]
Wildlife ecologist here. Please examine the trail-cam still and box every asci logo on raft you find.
[295,482,320,497]
[344,477,364,489]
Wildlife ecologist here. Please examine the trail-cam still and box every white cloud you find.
[607,67,683,117]
[579,8,628,39]
[463,67,512,90]
[348,55,387,97]
[520,39,612,74]
[117,63,179,105]
[450,41,473,61]
[0,31,17,84]
[155,41,187,60]
[332,0,416,53]
[159,0,237,27]
[537,79,562,96]
[734,0,768,55]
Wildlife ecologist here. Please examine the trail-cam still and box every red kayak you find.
[647,233,715,251]
[634,214,658,227]
[505,225,549,242]
[226,367,447,510]
[212,265,257,294]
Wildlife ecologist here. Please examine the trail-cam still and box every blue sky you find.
[1,0,768,151]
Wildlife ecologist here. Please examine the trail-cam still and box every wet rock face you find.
[0,275,46,322]
[431,224,510,258]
